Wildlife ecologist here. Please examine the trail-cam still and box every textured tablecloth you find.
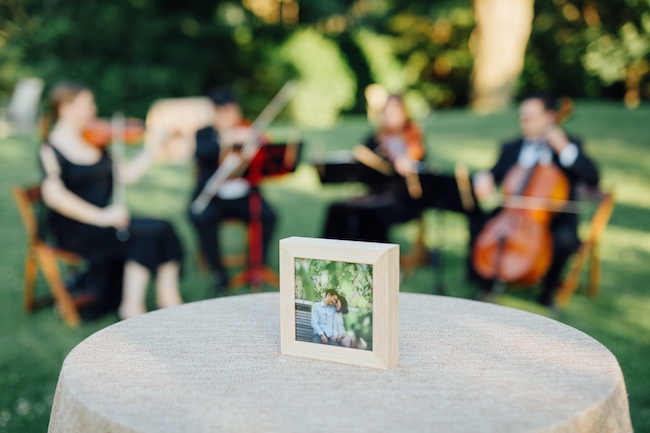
[48,293,632,433]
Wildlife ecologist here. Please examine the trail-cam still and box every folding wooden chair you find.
[400,215,428,277]
[556,188,615,306]
[12,185,89,326]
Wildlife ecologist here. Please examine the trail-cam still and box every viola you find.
[376,121,424,162]
[82,118,145,149]
[371,121,425,199]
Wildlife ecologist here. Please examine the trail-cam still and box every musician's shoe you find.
[538,296,560,319]
[546,303,560,319]
[212,272,230,297]
[475,289,500,304]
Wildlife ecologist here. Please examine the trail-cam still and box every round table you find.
[48,293,632,433]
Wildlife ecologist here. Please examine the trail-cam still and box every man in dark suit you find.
[188,88,277,294]
[469,93,599,309]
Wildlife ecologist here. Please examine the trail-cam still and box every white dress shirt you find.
[518,139,579,168]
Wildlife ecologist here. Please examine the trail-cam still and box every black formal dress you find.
[323,134,425,243]
[40,143,185,319]
[468,137,599,306]
[188,126,276,284]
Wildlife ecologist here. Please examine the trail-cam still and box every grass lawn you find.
[1,101,649,432]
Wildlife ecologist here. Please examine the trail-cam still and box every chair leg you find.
[24,252,38,311]
[261,266,280,287]
[556,242,590,306]
[401,218,427,278]
[35,246,80,326]
[588,242,601,298]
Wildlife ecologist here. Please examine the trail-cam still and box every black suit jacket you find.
[193,126,221,200]
[489,136,599,229]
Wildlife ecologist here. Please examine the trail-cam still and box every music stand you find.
[229,142,303,292]
[315,156,482,295]
[315,160,394,186]
[417,171,481,294]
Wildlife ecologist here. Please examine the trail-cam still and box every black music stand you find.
[418,172,481,294]
[315,160,395,186]
[315,156,483,294]
[229,142,302,292]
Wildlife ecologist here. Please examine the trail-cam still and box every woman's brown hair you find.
[40,81,89,141]
[377,93,424,161]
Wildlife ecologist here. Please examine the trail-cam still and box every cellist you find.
[188,87,277,295]
[469,93,599,309]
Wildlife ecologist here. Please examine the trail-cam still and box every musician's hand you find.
[221,127,255,147]
[394,156,416,177]
[473,171,495,201]
[144,127,169,157]
[545,125,570,154]
[98,204,130,230]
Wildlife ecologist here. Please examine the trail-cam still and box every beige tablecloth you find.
[48,293,632,433]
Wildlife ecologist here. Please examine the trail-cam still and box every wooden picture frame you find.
[280,236,399,370]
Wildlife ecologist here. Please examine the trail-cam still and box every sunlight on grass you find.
[601,226,650,256]
[604,175,650,208]
[1,102,649,432]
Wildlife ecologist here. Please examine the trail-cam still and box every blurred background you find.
[1,0,649,125]
[0,1,649,432]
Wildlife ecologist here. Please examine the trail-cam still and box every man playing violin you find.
[188,87,277,295]
[470,93,599,309]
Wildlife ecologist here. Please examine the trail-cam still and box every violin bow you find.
[352,144,423,200]
[454,164,476,213]
[352,144,394,176]
[191,80,299,215]
[111,111,130,241]
[282,124,301,171]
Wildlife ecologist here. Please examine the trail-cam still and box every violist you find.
[469,93,599,309]
[39,81,184,320]
[323,93,425,243]
[188,87,277,295]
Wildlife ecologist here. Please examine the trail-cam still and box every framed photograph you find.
[280,236,399,370]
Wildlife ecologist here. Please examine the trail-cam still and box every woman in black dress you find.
[39,82,184,319]
[323,94,426,242]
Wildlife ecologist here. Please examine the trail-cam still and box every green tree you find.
[522,0,650,106]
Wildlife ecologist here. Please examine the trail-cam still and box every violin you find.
[82,118,145,149]
[364,120,425,199]
[471,98,573,286]
[376,121,424,162]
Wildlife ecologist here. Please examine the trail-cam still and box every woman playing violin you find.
[188,87,277,295]
[323,93,425,243]
[39,81,184,320]
[469,93,599,309]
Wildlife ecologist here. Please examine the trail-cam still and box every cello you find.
[471,99,573,286]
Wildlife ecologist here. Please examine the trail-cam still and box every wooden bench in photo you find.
[295,300,314,342]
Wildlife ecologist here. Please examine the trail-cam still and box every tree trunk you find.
[470,0,535,113]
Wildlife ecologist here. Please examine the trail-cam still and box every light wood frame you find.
[280,236,399,370]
